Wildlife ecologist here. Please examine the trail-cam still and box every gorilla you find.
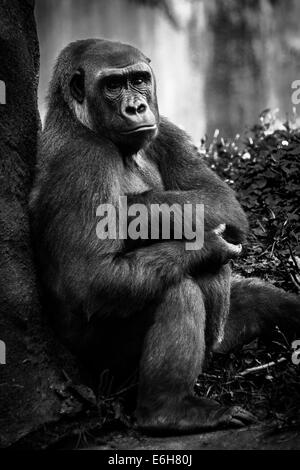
[30,39,300,433]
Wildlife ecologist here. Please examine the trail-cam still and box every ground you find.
[47,337,300,450]
[95,425,300,450]
[55,424,299,450]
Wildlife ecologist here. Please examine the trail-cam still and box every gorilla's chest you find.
[121,151,164,193]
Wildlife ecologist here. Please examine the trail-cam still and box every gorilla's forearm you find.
[126,188,248,245]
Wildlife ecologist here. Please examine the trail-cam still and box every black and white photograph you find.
[0,0,300,454]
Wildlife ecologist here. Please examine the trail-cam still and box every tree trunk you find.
[0,0,94,449]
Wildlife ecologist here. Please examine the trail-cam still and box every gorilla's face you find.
[69,41,159,153]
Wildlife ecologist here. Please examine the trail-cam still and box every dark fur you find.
[30,39,300,433]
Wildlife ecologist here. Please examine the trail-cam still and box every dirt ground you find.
[86,424,300,450]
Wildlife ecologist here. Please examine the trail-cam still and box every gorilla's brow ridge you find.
[96,62,152,80]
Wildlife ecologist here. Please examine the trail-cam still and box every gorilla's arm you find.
[128,118,249,244]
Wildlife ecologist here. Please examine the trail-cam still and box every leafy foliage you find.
[197,333,300,423]
[202,110,300,293]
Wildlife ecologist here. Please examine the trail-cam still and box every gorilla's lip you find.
[121,124,157,135]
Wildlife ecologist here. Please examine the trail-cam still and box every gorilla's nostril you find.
[125,105,137,115]
[137,103,146,114]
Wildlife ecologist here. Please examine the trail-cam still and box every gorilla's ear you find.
[70,68,85,103]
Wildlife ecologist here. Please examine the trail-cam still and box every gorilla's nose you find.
[125,102,146,115]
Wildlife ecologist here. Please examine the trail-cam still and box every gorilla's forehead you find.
[80,39,150,70]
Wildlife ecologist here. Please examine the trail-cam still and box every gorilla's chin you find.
[117,127,158,153]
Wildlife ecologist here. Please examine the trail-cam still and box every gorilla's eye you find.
[105,78,123,92]
[132,77,144,86]
[131,73,149,87]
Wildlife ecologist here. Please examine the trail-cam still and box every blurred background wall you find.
[36,0,300,143]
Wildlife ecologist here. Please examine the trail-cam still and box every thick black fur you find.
[30,39,300,433]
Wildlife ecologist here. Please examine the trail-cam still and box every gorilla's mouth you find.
[121,124,157,135]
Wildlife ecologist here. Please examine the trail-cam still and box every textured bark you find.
[0,0,92,449]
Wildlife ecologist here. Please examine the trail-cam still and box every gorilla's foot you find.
[136,396,256,434]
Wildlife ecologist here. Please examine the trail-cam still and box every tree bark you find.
[0,0,94,449]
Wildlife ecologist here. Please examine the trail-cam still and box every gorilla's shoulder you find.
[148,116,200,166]
[157,116,193,144]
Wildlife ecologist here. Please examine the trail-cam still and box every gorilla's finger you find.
[213,223,226,236]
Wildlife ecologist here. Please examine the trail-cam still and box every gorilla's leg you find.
[214,275,300,354]
[197,264,231,354]
[136,278,254,433]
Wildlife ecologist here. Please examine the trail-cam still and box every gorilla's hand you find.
[189,223,242,276]
[215,223,242,252]
[213,223,242,263]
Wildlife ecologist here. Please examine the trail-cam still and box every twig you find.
[288,243,300,274]
[103,382,138,401]
[289,272,300,291]
[198,372,222,380]
[236,357,287,377]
